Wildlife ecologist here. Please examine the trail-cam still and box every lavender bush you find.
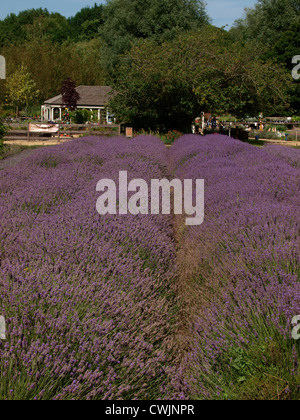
[0,136,187,400]
[171,135,300,400]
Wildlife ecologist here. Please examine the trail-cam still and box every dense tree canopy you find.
[230,0,300,114]
[0,0,298,121]
[0,38,106,104]
[0,4,104,46]
[110,27,292,131]
[99,0,210,77]
[100,0,210,49]
[230,0,299,46]
[0,1,211,111]
[0,9,47,46]
[68,3,104,40]
[0,5,107,105]
[24,13,71,44]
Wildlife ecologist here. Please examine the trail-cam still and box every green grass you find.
[193,313,300,400]
[0,144,40,161]
[242,138,265,147]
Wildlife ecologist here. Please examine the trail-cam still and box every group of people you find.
[192,116,224,134]
[207,116,222,131]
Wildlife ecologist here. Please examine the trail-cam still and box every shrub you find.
[71,109,93,124]
[276,125,288,132]
[160,130,182,145]
[0,121,7,149]
[252,130,283,139]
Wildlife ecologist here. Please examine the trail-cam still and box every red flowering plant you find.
[160,130,182,145]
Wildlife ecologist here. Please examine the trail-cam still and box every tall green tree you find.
[230,0,299,46]
[24,14,71,43]
[110,27,292,131]
[99,0,210,77]
[230,0,300,113]
[68,3,104,40]
[0,9,58,46]
[5,65,39,116]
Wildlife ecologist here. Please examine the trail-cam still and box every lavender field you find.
[0,136,185,400]
[171,135,300,400]
[0,134,299,400]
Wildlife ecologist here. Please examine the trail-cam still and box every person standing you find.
[211,116,217,132]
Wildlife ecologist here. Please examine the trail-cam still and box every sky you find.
[0,0,258,28]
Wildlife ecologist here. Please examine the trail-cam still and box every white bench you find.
[28,123,60,139]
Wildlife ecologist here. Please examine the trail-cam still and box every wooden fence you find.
[4,123,122,142]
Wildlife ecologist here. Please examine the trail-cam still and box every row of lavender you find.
[0,136,186,400]
[171,135,300,399]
